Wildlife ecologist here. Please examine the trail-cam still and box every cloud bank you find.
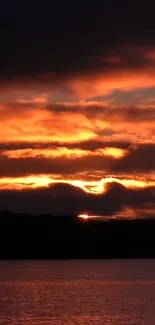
[0,1,155,217]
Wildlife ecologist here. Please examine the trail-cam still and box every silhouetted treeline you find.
[0,211,155,259]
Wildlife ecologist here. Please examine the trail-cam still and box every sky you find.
[1,1,155,217]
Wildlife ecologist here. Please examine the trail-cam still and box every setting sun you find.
[78,214,89,220]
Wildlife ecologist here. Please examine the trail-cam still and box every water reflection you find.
[0,260,155,325]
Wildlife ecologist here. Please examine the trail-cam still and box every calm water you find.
[0,260,155,325]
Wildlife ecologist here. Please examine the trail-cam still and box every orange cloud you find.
[65,69,155,99]
[102,147,128,159]
[1,98,155,147]
[0,105,95,142]
[2,147,128,160]
[16,97,48,104]
[0,175,155,193]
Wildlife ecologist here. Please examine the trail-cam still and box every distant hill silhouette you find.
[0,211,155,259]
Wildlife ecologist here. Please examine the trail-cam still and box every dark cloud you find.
[1,143,155,176]
[71,139,130,151]
[0,153,113,177]
[1,100,155,127]
[46,102,155,122]
[0,181,155,216]
[116,107,155,122]
[112,144,155,173]
[82,105,155,122]
[0,1,155,84]
[0,139,130,152]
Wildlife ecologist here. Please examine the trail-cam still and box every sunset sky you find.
[1,1,155,217]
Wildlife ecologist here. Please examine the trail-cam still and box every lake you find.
[0,260,155,324]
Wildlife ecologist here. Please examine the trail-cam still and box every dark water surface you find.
[0,260,155,324]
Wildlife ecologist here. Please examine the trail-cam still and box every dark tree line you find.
[0,211,155,259]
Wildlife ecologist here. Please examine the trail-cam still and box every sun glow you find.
[78,214,89,219]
